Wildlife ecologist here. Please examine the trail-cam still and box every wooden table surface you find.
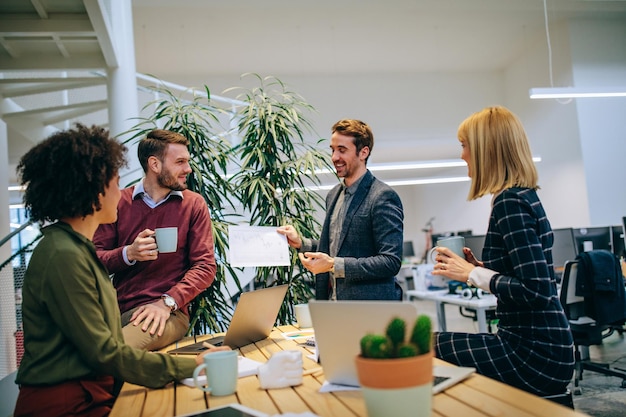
[110,325,590,417]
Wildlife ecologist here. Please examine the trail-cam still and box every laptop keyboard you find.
[200,336,224,347]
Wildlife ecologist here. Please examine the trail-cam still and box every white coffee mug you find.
[154,227,178,253]
[428,236,465,264]
[193,350,238,396]
[294,303,312,328]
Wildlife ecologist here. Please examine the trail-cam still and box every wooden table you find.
[110,325,590,417]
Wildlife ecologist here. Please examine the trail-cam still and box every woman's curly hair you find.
[17,124,128,224]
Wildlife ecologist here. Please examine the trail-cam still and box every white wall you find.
[181,71,502,254]
[505,20,590,230]
[570,18,626,226]
[160,18,623,256]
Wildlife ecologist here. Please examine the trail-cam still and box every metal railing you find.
[0,220,40,378]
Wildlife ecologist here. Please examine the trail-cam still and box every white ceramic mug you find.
[193,350,238,395]
[294,303,312,328]
[154,227,178,253]
[428,236,465,264]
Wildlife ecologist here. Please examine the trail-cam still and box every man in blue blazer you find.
[278,119,404,300]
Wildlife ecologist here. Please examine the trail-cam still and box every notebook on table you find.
[308,300,475,394]
[168,284,288,353]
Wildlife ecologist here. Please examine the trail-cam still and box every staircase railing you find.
[0,220,40,378]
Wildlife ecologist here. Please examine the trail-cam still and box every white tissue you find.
[258,350,303,389]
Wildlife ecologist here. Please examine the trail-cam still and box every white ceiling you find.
[1,0,625,75]
[0,0,625,180]
[132,0,626,76]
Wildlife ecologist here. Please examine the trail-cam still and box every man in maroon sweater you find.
[94,129,216,350]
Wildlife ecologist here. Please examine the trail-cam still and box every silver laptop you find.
[168,284,288,353]
[308,300,475,394]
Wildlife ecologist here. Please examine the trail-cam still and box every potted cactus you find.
[355,315,434,417]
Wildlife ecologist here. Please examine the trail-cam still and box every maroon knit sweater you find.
[93,186,216,316]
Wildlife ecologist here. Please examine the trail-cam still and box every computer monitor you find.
[431,232,454,247]
[572,226,612,254]
[611,224,625,258]
[402,241,415,258]
[456,230,473,237]
[551,228,577,273]
[464,235,485,259]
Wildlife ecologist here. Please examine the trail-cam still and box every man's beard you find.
[157,169,187,191]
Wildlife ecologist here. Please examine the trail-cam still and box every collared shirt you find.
[327,175,364,300]
[122,180,184,265]
[132,179,184,208]
[300,174,367,299]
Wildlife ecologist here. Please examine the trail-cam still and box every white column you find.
[107,0,141,184]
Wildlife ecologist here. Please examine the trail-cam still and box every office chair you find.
[560,256,626,395]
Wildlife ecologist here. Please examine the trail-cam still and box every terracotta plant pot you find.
[355,353,433,417]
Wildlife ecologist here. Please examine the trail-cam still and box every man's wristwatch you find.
[161,294,177,312]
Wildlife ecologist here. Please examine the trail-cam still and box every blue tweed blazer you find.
[312,170,404,300]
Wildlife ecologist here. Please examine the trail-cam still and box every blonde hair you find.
[458,106,538,200]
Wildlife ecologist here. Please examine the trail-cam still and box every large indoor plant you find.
[226,74,333,324]
[356,315,434,417]
[124,84,242,334]
[124,74,330,332]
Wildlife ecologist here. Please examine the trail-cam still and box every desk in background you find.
[407,289,498,333]
[110,325,588,417]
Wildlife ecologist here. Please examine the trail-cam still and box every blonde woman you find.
[431,106,574,396]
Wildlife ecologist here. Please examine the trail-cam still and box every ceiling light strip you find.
[304,176,471,191]
[316,157,540,175]
[529,87,626,99]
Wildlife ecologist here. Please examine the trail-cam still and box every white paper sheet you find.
[318,380,361,393]
[228,226,290,267]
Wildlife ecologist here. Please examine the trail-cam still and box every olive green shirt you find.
[16,222,196,388]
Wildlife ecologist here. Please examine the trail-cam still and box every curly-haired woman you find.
[13,124,227,417]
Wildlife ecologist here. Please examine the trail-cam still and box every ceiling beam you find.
[30,0,48,19]
[0,77,106,98]
[0,16,94,35]
[84,0,119,68]
[0,54,106,71]
[0,36,18,58]
[42,102,107,125]
[3,99,107,118]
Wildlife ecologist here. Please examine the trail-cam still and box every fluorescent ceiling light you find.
[529,87,626,99]
[313,159,466,175]
[315,157,541,175]
[385,177,470,187]
[307,157,541,190]
[304,176,470,191]
[368,160,467,172]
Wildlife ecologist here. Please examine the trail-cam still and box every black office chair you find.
[560,254,626,395]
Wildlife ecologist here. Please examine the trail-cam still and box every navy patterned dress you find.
[435,187,575,395]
